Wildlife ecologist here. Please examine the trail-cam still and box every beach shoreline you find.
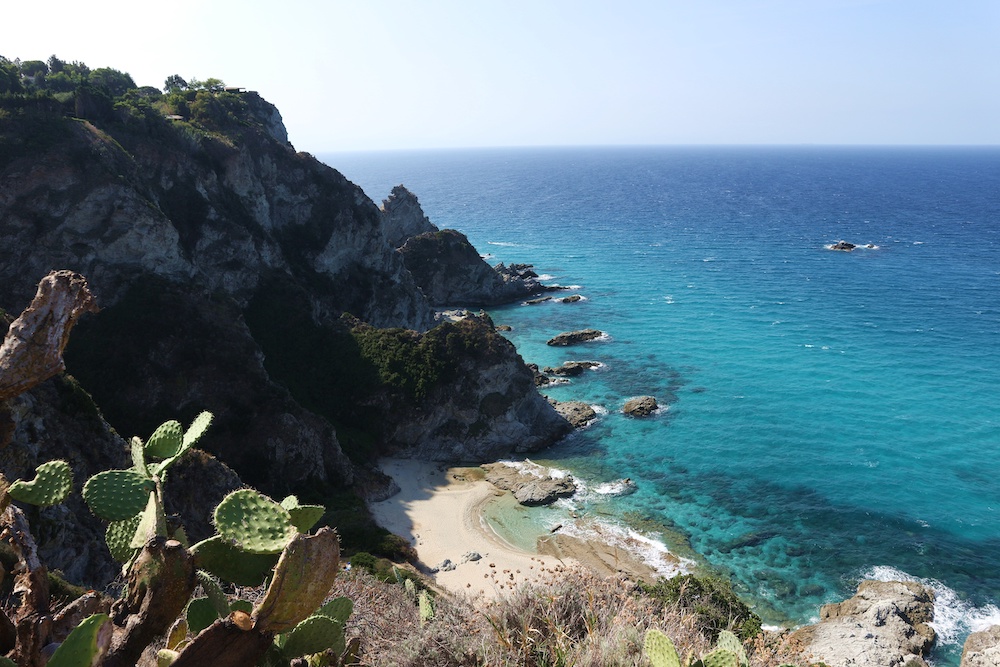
[367,458,667,599]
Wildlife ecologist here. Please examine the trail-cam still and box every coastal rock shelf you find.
[792,580,936,667]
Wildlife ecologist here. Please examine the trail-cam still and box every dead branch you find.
[0,270,99,402]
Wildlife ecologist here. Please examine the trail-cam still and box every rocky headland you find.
[0,83,570,584]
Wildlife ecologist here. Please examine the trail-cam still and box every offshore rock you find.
[543,361,601,377]
[961,625,1000,667]
[547,329,605,346]
[791,580,936,667]
[481,461,576,506]
[549,399,598,428]
[623,395,659,416]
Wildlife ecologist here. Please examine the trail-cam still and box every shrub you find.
[639,574,763,642]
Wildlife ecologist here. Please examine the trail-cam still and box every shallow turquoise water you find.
[323,146,1000,660]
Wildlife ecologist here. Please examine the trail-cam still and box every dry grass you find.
[330,567,804,667]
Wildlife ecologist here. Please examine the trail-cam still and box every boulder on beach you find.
[481,462,577,506]
[548,399,598,428]
[547,329,605,346]
[623,395,658,417]
[791,580,936,667]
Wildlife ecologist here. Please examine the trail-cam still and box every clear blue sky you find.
[3,0,998,151]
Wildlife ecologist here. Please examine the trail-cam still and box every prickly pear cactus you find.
[83,469,155,521]
[643,628,681,667]
[130,490,168,548]
[280,495,326,533]
[701,649,740,667]
[197,570,230,617]
[131,436,150,476]
[144,420,184,459]
[715,630,748,667]
[46,612,112,667]
[8,459,73,506]
[186,596,219,635]
[183,411,213,449]
[317,596,353,625]
[251,527,341,633]
[418,589,434,625]
[106,514,143,562]
[280,614,343,658]
[404,577,416,599]
[214,489,297,554]
[189,535,279,586]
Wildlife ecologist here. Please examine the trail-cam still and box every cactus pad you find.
[131,436,149,476]
[183,411,213,449]
[643,628,681,667]
[83,469,155,521]
[418,589,434,625]
[145,420,184,459]
[715,630,748,667]
[157,649,179,667]
[130,490,167,548]
[214,489,297,554]
[280,495,326,533]
[252,527,341,633]
[317,596,353,625]
[702,649,740,667]
[47,612,112,667]
[106,514,143,562]
[280,614,343,658]
[186,596,220,635]
[8,460,73,507]
[189,535,279,586]
[197,570,230,618]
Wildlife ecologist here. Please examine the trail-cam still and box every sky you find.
[2,0,998,152]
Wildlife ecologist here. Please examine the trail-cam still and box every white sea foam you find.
[592,479,639,497]
[495,459,573,480]
[536,274,556,281]
[591,404,609,416]
[663,295,675,304]
[488,241,522,247]
[861,565,1000,646]
[560,517,695,579]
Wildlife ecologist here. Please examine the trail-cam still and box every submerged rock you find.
[830,240,857,251]
[791,580,936,667]
[543,361,600,377]
[547,329,605,346]
[623,395,659,417]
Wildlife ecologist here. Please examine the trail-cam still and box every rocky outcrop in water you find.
[623,395,659,416]
[547,329,605,346]
[481,461,576,506]
[791,580,936,667]
[961,625,1000,667]
[549,399,598,428]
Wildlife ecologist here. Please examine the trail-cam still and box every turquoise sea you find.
[322,146,1000,662]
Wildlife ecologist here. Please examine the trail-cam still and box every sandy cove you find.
[367,458,660,599]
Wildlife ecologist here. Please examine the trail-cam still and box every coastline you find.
[367,458,666,599]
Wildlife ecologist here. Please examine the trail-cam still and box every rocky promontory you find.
[791,580,936,667]
[961,625,1000,667]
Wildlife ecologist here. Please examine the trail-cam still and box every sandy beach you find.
[368,458,666,599]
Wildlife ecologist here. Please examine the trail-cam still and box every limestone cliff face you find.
[358,313,572,461]
[0,94,434,331]
[0,90,569,507]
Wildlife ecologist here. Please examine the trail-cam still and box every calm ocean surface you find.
[321,146,1000,661]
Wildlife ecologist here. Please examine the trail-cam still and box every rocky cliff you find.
[0,82,570,583]
[382,185,554,306]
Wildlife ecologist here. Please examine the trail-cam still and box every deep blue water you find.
[321,146,1000,660]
